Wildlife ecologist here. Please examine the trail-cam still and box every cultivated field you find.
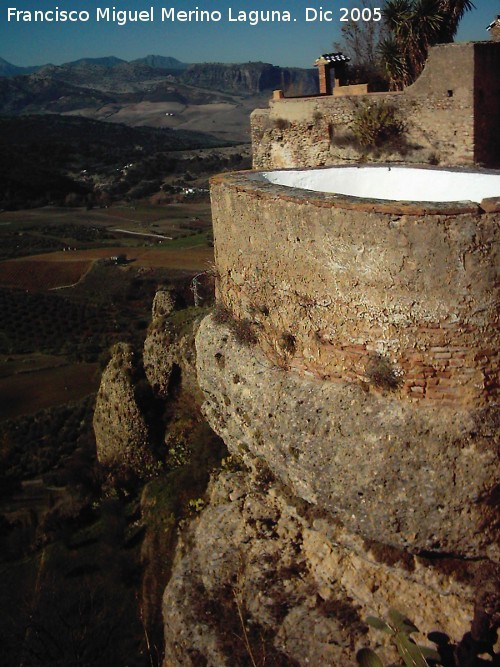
[0,362,99,420]
[6,244,214,271]
[0,259,92,291]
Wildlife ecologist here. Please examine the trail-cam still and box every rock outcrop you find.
[93,342,154,475]
[196,317,499,560]
[143,290,176,399]
[163,466,493,666]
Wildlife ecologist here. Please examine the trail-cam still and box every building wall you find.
[474,42,500,165]
[251,43,500,170]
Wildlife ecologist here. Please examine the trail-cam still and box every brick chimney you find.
[314,53,350,95]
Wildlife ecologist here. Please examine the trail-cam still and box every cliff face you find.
[196,317,498,559]
[93,289,228,660]
[163,465,485,666]
[180,62,317,95]
[158,315,497,664]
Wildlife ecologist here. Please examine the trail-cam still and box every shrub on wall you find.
[274,117,291,131]
[351,101,406,148]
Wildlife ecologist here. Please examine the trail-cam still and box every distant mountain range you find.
[0,55,316,95]
[0,55,188,76]
[0,57,40,77]
[0,54,318,142]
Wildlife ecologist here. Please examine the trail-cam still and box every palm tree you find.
[436,0,476,41]
[380,0,475,89]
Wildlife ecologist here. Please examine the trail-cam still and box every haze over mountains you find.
[0,54,317,141]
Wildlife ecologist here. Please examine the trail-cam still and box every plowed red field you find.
[0,245,213,292]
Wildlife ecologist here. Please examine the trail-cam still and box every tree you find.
[334,0,388,86]
[436,0,476,41]
[380,0,475,89]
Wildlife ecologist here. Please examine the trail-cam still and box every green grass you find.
[163,229,212,248]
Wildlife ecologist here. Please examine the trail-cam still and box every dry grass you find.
[212,304,257,346]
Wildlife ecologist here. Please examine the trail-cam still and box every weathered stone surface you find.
[196,316,499,559]
[163,468,482,667]
[151,289,175,321]
[481,197,500,213]
[144,292,203,400]
[143,291,176,399]
[93,342,154,475]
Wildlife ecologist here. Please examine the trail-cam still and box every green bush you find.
[351,102,406,148]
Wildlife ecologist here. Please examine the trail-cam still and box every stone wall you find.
[474,42,500,165]
[210,170,499,409]
[251,42,500,170]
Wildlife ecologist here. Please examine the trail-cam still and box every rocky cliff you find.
[158,315,499,665]
[180,62,317,95]
[92,289,499,665]
[158,163,499,663]
[93,288,227,659]
[92,208,499,664]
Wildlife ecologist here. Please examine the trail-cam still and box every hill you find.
[62,56,126,67]
[0,73,113,113]
[131,55,188,69]
[0,56,316,95]
[179,61,317,95]
[0,56,318,142]
[0,114,228,209]
[0,56,39,77]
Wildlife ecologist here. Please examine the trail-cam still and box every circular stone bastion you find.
[201,164,500,558]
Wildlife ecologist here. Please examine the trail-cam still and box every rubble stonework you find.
[209,171,499,410]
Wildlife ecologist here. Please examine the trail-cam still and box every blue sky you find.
[0,0,499,68]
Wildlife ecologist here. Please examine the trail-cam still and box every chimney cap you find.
[314,52,350,65]
[486,16,500,30]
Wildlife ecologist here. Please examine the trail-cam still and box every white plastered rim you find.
[262,166,500,204]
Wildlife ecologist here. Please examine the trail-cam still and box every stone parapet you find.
[210,169,499,408]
